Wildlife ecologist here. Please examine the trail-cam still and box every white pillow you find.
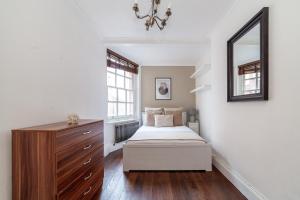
[164,107,183,113]
[145,107,163,112]
[154,115,174,127]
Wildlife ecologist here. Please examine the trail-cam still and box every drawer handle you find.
[83,158,92,165]
[83,144,92,150]
[84,172,93,181]
[83,186,92,196]
[82,131,91,135]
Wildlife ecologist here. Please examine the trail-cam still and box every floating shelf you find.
[190,84,211,93]
[190,64,211,79]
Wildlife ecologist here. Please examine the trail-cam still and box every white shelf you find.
[190,64,211,79]
[190,84,211,93]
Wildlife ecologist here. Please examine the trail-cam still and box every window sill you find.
[105,118,139,124]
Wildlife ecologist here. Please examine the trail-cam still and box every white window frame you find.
[243,71,261,94]
[107,67,136,121]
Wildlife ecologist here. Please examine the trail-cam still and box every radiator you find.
[114,121,140,144]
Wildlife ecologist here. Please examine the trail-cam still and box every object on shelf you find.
[190,84,211,93]
[190,64,211,79]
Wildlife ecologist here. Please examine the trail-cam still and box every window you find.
[106,49,138,120]
[243,72,260,94]
[238,60,261,94]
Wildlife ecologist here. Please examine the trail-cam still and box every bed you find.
[123,122,212,172]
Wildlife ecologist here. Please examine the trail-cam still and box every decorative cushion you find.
[165,110,183,126]
[144,108,163,126]
[154,115,174,127]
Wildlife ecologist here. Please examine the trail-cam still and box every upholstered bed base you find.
[123,144,212,172]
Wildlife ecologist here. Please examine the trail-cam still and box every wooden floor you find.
[97,150,247,200]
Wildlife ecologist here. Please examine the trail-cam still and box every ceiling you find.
[76,0,236,66]
[107,43,209,66]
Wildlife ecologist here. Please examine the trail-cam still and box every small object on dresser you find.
[188,121,199,134]
[68,114,80,125]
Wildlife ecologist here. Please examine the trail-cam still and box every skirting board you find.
[104,142,123,157]
[213,155,268,200]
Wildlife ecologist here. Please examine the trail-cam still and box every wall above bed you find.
[141,66,195,111]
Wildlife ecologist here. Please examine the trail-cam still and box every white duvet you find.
[126,126,206,146]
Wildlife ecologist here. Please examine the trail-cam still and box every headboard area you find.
[141,112,187,126]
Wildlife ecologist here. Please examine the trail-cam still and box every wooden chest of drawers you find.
[12,119,104,200]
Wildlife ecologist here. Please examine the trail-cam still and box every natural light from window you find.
[107,67,135,120]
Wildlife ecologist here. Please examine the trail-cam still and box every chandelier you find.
[133,0,172,31]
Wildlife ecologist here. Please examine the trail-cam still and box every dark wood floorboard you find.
[96,149,247,200]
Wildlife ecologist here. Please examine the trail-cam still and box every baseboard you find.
[213,155,268,200]
[104,142,123,157]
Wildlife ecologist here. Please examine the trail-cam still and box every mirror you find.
[233,23,261,96]
[228,8,269,102]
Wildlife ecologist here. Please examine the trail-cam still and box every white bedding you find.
[126,125,206,147]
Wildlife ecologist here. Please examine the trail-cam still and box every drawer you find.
[57,146,103,192]
[56,121,103,152]
[81,178,103,200]
[56,135,103,171]
[58,164,103,200]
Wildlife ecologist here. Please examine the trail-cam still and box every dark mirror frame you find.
[227,7,269,102]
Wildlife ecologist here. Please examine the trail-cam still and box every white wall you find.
[104,123,123,156]
[195,50,212,143]
[196,0,300,199]
[0,0,108,199]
